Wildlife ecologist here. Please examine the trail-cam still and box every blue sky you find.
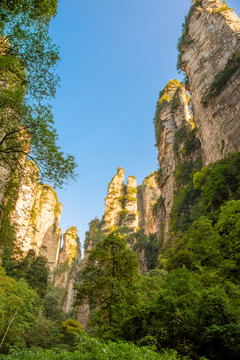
[49,0,240,247]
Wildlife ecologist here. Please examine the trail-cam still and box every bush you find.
[201,53,240,104]
[0,338,199,359]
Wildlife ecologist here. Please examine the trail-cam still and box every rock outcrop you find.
[0,159,80,315]
[179,0,240,165]
[120,176,138,231]
[7,161,62,271]
[137,172,164,237]
[84,218,104,258]
[0,166,12,211]
[101,167,125,231]
[84,1,240,255]
[101,168,139,233]
[154,80,196,239]
[54,227,81,313]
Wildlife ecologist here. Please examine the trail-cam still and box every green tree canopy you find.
[0,0,77,187]
[0,266,41,352]
[76,232,139,335]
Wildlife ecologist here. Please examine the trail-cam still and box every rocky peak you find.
[202,0,226,9]
[179,0,240,165]
[101,168,139,233]
[154,80,196,240]
[137,172,164,237]
[101,167,125,231]
[59,226,81,265]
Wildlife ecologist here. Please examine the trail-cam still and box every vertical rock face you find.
[84,218,103,258]
[154,80,194,239]
[1,161,62,272]
[101,167,125,231]
[58,227,81,266]
[180,0,240,165]
[9,162,40,254]
[101,167,139,233]
[54,227,81,313]
[121,176,138,231]
[25,183,62,272]
[137,172,165,236]
[0,166,12,209]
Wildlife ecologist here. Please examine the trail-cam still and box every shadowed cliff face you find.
[54,226,81,313]
[137,172,164,237]
[180,0,240,165]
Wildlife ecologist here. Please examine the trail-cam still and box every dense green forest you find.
[1,154,240,359]
[1,1,240,359]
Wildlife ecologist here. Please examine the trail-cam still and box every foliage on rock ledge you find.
[153,79,182,147]
[177,1,233,72]
[177,0,202,71]
[201,52,240,104]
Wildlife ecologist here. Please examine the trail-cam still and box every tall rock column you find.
[54,226,81,313]
[121,176,138,231]
[101,167,125,231]
[179,0,240,165]
[137,172,165,237]
[154,80,196,240]
[1,161,62,272]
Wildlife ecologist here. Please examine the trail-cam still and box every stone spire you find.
[121,176,138,231]
[101,167,125,231]
[54,226,81,313]
[5,161,62,272]
[101,168,139,233]
[154,80,195,239]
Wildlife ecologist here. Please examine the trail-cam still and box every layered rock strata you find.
[179,0,240,165]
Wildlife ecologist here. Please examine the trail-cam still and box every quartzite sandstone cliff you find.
[54,227,81,313]
[179,0,240,165]
[101,167,139,234]
[154,80,196,239]
[4,161,63,271]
